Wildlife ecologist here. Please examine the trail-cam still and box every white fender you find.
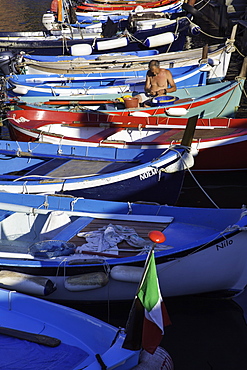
[0,270,56,296]
[164,151,194,173]
[134,5,144,12]
[136,19,171,31]
[111,265,143,283]
[144,32,175,48]
[132,347,174,370]
[71,43,93,56]
[166,107,188,116]
[207,58,220,66]
[12,85,29,95]
[96,37,128,51]
[64,271,108,291]
[189,23,201,36]
[199,64,213,72]
[129,111,151,117]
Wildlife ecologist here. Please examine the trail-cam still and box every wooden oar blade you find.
[0,326,61,347]
[181,115,198,147]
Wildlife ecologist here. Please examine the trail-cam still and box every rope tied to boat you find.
[22,181,29,194]
[127,201,132,215]
[215,77,244,117]
[164,145,220,208]
[27,141,41,154]
[240,208,247,219]
[158,221,245,275]
[70,197,79,212]
[123,29,146,47]
[186,166,220,209]
[220,224,247,233]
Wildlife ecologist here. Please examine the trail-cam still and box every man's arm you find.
[166,70,177,93]
[144,74,151,94]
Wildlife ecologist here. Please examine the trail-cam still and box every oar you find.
[180,115,198,148]
[75,250,123,258]
[71,244,173,259]
[0,326,61,347]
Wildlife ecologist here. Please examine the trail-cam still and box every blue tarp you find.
[0,334,89,369]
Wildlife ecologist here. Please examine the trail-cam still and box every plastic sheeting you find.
[0,334,88,370]
[76,223,151,255]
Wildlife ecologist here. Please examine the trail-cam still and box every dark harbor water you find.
[0,0,51,32]
[0,1,247,369]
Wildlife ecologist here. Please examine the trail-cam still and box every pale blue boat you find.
[11,78,245,119]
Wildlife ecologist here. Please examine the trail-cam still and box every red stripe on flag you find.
[142,301,171,354]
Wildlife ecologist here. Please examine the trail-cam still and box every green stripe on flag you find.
[137,252,159,312]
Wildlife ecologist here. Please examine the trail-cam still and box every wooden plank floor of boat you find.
[69,218,169,257]
[27,158,138,180]
[46,159,114,178]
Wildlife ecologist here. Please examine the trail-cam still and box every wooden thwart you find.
[0,202,174,224]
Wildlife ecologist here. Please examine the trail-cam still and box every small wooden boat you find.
[7,80,131,98]
[0,288,140,369]
[0,15,190,56]
[5,64,208,97]
[0,119,195,202]
[18,41,235,79]
[5,109,247,171]
[6,78,245,118]
[0,191,245,301]
[76,0,183,13]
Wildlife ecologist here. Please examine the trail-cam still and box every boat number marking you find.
[140,167,158,181]
[216,239,233,250]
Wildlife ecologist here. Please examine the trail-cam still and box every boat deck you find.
[164,127,245,143]
[0,211,172,259]
[23,158,139,180]
[69,218,169,257]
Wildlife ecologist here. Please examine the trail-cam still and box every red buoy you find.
[148,230,166,244]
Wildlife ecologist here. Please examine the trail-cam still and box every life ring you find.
[152,95,179,106]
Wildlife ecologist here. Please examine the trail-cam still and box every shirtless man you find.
[136,60,177,105]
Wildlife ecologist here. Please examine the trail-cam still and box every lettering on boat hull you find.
[216,239,233,251]
[140,167,158,181]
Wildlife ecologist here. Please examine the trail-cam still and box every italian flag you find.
[138,251,171,354]
[122,250,171,354]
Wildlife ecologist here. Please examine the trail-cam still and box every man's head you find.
[148,60,160,75]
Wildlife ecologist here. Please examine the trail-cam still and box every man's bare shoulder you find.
[159,68,171,75]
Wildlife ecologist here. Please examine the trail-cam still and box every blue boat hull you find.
[60,169,185,204]
[0,17,190,56]
[0,141,191,205]
[0,192,246,301]
[6,64,208,97]
[0,288,140,369]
